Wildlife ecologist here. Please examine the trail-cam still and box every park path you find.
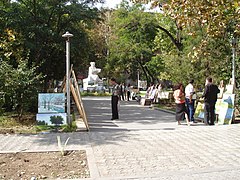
[1,96,240,179]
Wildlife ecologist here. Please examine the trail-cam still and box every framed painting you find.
[36,113,67,125]
[38,93,65,113]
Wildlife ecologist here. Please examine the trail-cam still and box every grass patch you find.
[0,112,36,134]
[155,103,175,112]
[35,123,77,133]
[0,112,35,127]
[139,91,147,97]
[0,112,78,134]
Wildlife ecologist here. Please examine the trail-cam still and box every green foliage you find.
[61,122,77,132]
[106,2,159,83]
[0,113,19,127]
[35,125,56,132]
[37,121,48,126]
[1,0,103,89]
[50,115,64,125]
[0,28,44,119]
[0,59,44,119]
[0,93,4,115]
[1,0,239,117]
[131,0,239,88]
[35,121,77,133]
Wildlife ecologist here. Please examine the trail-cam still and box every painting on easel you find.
[38,93,65,113]
[36,113,67,125]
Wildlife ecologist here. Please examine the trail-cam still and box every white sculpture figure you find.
[83,62,102,91]
[88,62,101,83]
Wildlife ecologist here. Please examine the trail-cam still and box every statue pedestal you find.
[83,79,95,91]
[83,79,104,91]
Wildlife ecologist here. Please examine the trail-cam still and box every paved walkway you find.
[1,97,240,179]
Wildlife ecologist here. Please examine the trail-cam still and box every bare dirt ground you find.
[0,113,90,179]
[0,150,90,179]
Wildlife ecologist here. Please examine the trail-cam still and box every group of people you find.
[173,77,220,126]
[110,78,132,120]
[110,77,221,126]
[118,83,131,102]
[145,82,163,104]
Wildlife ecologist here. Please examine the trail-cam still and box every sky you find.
[103,0,122,9]
[96,0,126,9]
[96,0,160,12]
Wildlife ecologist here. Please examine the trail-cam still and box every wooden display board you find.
[61,66,89,131]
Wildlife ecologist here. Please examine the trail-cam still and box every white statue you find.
[83,62,102,91]
[88,62,101,83]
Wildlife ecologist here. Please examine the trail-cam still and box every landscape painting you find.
[36,113,67,125]
[38,93,65,113]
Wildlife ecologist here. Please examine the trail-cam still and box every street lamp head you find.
[62,31,73,38]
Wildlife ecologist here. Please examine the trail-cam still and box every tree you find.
[1,59,43,120]
[131,0,240,37]
[131,0,239,86]
[50,115,64,126]
[0,29,44,119]
[1,0,103,90]
[106,1,159,84]
[84,10,112,79]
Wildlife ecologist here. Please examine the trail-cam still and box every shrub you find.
[0,60,44,121]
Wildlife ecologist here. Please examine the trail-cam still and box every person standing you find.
[146,82,154,99]
[157,83,163,104]
[110,78,120,120]
[120,83,126,101]
[173,83,190,126]
[202,77,220,125]
[126,83,131,101]
[218,80,225,99]
[149,85,157,104]
[122,83,127,101]
[185,79,196,123]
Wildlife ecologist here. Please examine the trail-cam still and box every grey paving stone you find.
[1,96,240,179]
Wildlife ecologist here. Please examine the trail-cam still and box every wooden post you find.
[70,82,89,131]
[60,66,89,130]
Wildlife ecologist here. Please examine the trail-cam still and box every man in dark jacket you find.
[110,78,120,120]
[202,77,220,125]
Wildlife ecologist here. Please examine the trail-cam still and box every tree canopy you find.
[1,0,105,85]
[105,2,160,83]
[129,0,239,87]
[1,0,240,116]
[0,0,106,116]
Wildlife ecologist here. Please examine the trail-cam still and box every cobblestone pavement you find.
[1,96,240,179]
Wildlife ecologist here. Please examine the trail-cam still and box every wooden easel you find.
[70,69,89,131]
[62,66,89,131]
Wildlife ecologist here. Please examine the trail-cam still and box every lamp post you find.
[137,69,140,91]
[62,31,73,125]
[232,37,237,92]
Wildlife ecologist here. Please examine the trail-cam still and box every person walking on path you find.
[185,79,196,123]
[110,78,120,120]
[173,83,190,126]
[202,77,220,125]
[126,83,131,101]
